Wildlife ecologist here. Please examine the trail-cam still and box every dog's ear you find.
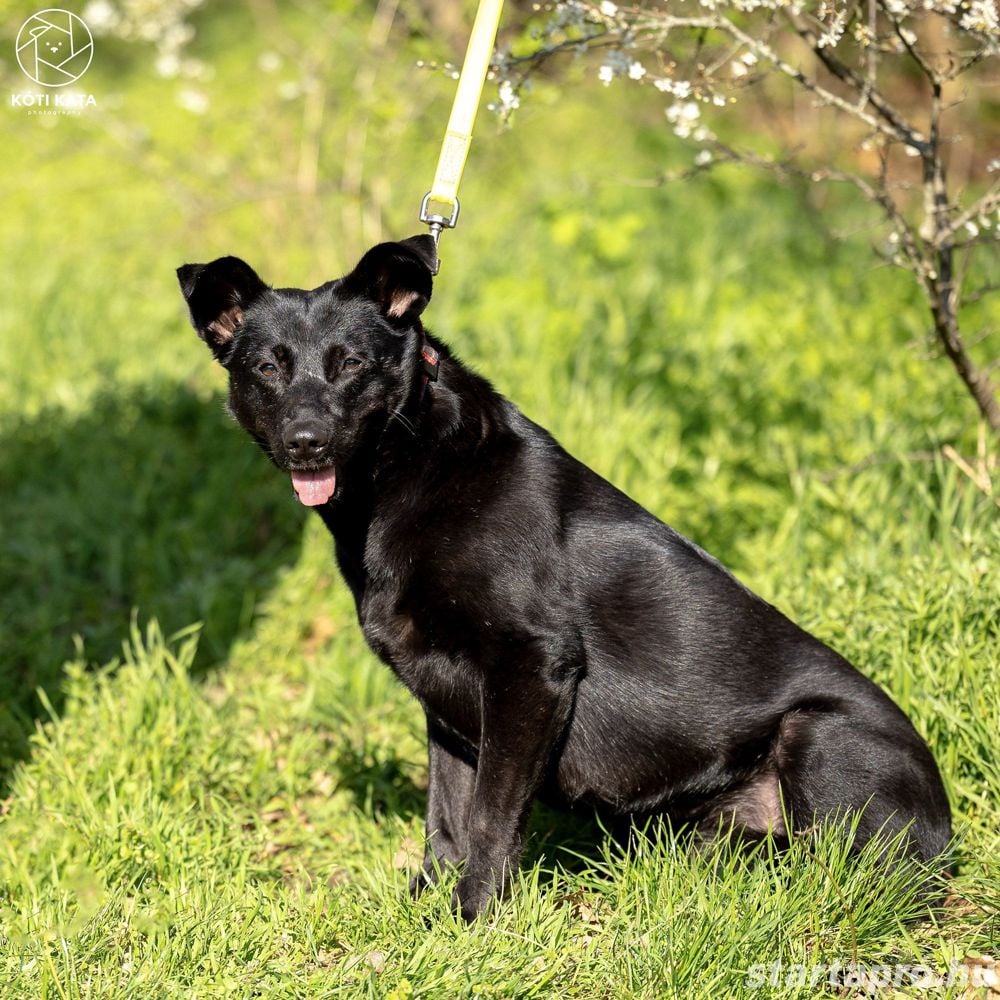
[176,256,268,361]
[340,235,437,324]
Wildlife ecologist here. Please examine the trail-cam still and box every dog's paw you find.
[408,863,438,900]
[451,872,498,923]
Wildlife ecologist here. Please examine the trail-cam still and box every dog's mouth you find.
[289,467,337,507]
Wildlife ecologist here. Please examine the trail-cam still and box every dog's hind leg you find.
[773,705,952,866]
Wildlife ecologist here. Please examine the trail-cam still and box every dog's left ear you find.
[340,235,438,324]
[177,256,268,361]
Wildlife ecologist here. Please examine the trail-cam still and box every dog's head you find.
[177,235,437,506]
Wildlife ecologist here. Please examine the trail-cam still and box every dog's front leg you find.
[410,718,476,898]
[454,671,572,922]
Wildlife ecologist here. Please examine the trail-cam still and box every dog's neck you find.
[314,341,513,605]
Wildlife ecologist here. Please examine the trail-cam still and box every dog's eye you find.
[343,357,363,371]
[258,362,279,377]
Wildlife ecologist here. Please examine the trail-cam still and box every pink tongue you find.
[290,468,337,506]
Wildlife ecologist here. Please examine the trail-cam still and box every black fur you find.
[178,236,951,921]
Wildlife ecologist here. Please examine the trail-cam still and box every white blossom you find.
[498,79,520,112]
[960,0,1000,35]
[666,99,701,138]
[552,1,589,31]
[598,49,631,84]
[258,52,282,74]
[83,0,207,77]
[155,53,180,78]
[176,87,208,114]
[817,8,848,48]
[82,0,118,32]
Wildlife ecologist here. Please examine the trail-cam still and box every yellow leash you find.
[419,0,505,271]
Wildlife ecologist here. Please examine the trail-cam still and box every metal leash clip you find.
[419,194,460,273]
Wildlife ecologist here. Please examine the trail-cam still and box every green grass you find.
[1,3,998,996]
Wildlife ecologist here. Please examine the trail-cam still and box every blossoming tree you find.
[500,0,1000,434]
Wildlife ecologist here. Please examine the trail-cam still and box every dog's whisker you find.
[388,408,417,437]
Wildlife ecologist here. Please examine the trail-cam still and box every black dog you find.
[178,236,951,921]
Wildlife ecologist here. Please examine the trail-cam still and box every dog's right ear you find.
[176,256,267,362]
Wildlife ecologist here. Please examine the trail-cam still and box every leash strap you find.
[420,0,505,268]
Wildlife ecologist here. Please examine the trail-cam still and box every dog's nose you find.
[283,420,330,461]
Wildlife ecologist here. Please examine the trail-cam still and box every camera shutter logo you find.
[16,9,93,87]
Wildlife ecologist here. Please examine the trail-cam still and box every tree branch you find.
[788,11,928,151]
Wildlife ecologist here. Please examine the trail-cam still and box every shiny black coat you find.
[179,236,951,921]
